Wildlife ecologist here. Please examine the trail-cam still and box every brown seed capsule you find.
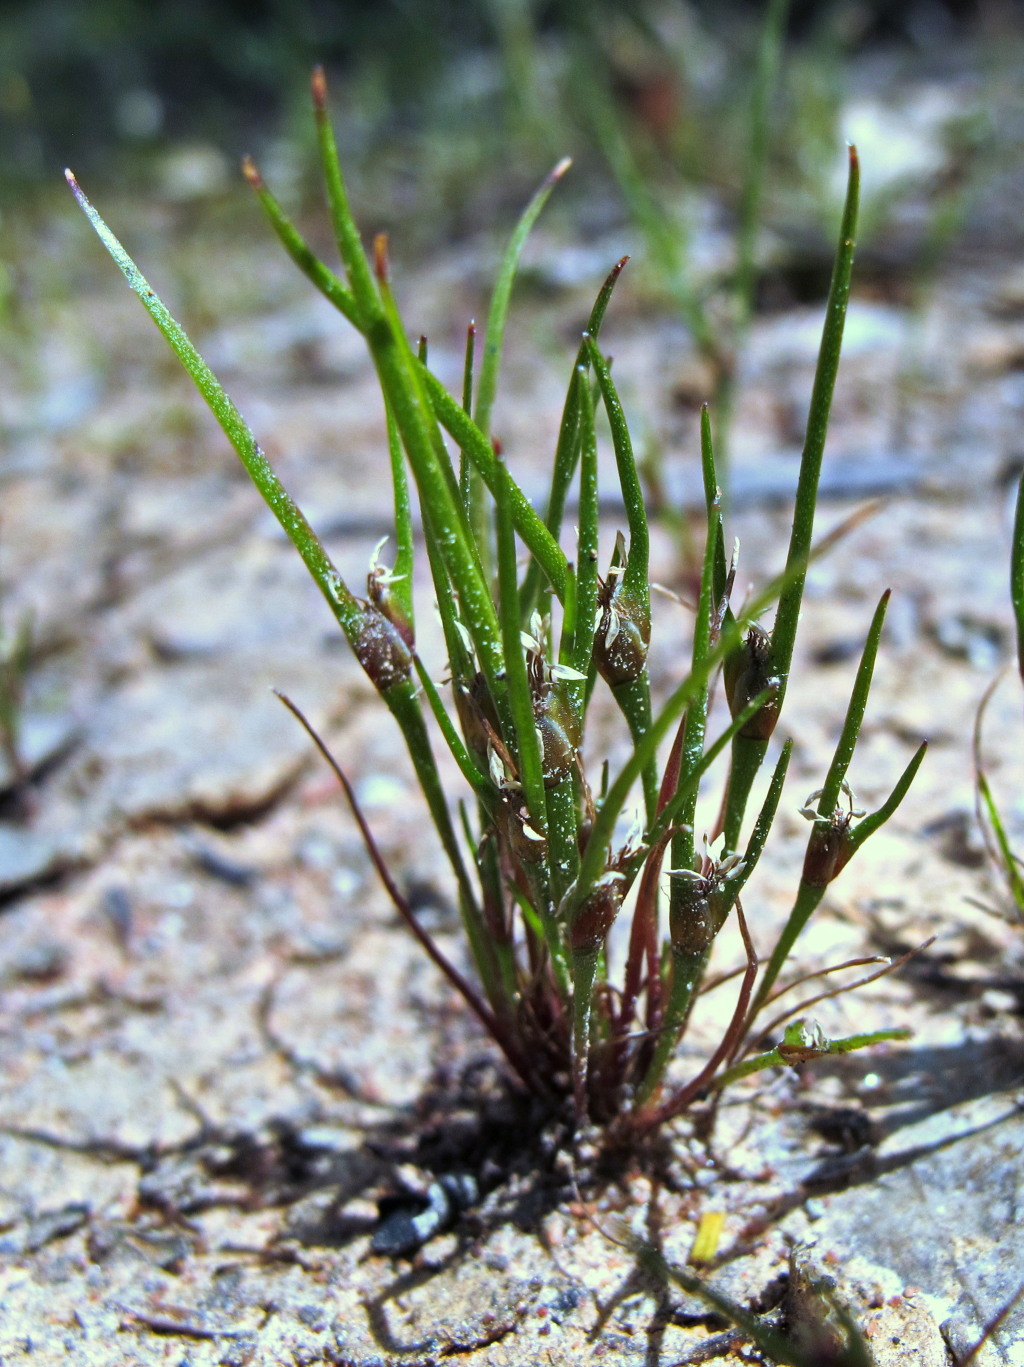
[723,624,781,741]
[569,873,624,951]
[593,583,651,687]
[352,604,413,693]
[500,799,548,866]
[455,672,499,763]
[535,685,582,787]
[668,875,715,956]
[801,817,854,887]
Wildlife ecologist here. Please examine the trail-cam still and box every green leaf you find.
[65,170,365,645]
[771,146,860,699]
[474,158,571,437]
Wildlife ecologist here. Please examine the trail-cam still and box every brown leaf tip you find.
[311,65,328,110]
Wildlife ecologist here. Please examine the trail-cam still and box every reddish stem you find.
[275,692,537,1093]
[620,715,688,1032]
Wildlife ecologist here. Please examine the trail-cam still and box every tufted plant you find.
[68,69,924,1137]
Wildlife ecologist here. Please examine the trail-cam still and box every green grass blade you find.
[770,145,860,700]
[495,454,548,835]
[811,589,890,819]
[584,335,650,606]
[716,1027,911,1089]
[242,156,360,330]
[311,74,507,695]
[568,367,600,686]
[65,170,365,644]
[977,771,1024,913]
[412,655,492,805]
[474,158,571,437]
[845,740,927,856]
[311,67,379,318]
[370,255,507,706]
[519,256,630,619]
[726,739,793,902]
[669,409,720,876]
[459,321,476,509]
[1012,467,1024,684]
[699,402,731,614]
[570,504,850,916]
[420,365,570,602]
[384,406,415,633]
[650,686,777,856]
[571,619,747,913]
[752,737,926,1015]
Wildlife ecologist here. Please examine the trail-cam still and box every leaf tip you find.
[311,64,328,111]
[374,232,390,282]
[241,155,262,189]
[551,156,573,182]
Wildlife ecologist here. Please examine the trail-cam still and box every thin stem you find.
[274,692,534,1091]
[65,171,364,645]
[638,899,758,1126]
[715,1028,911,1090]
[1013,468,1024,684]
[585,336,650,606]
[495,455,548,835]
[770,145,860,701]
[475,158,571,438]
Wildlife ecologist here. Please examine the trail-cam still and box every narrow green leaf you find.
[569,368,600,688]
[1012,467,1024,683]
[521,255,630,618]
[420,366,570,602]
[726,739,793,902]
[459,321,476,511]
[771,145,860,698]
[412,655,492,805]
[495,454,548,833]
[669,410,720,877]
[584,336,650,605]
[812,588,890,820]
[242,156,360,330]
[384,405,415,632]
[475,158,571,437]
[845,740,927,856]
[65,170,365,643]
[311,67,380,318]
[371,251,507,707]
[649,686,777,855]
[715,1028,911,1089]
[752,738,925,1015]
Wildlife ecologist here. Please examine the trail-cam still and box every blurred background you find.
[3,0,1022,247]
